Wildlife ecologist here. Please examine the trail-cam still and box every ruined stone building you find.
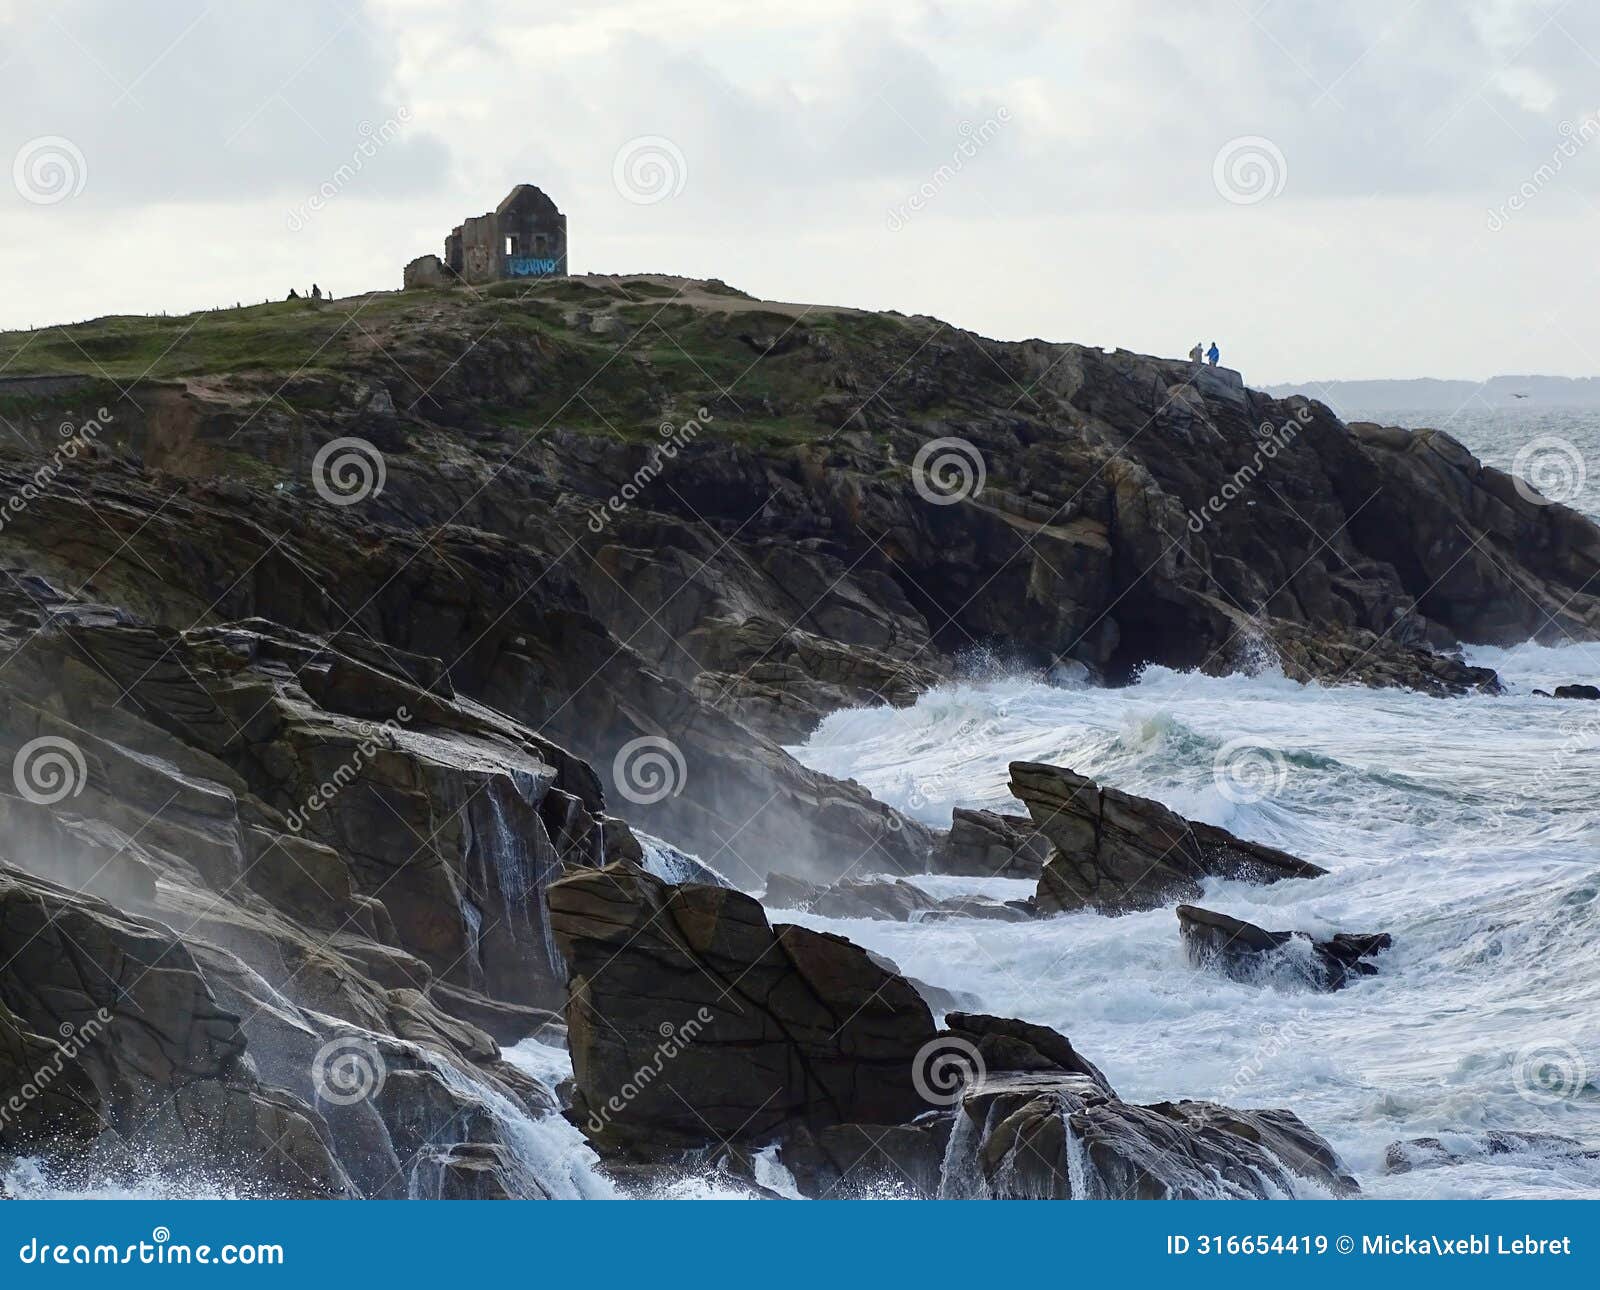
[404,184,568,288]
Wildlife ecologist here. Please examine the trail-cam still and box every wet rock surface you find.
[3,278,1592,1201]
[549,865,1359,1200]
[931,808,1051,879]
[1177,904,1392,991]
[762,871,1034,923]
[1009,762,1327,914]
[548,862,937,1149]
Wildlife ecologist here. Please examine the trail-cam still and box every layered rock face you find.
[1177,904,1391,991]
[763,871,1034,923]
[548,863,937,1148]
[3,277,1597,890]
[0,277,1592,1201]
[548,866,1358,1199]
[0,865,351,1197]
[0,582,616,1198]
[930,808,1051,878]
[1010,762,1326,914]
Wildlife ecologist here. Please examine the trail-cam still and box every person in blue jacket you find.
[1207,341,1220,366]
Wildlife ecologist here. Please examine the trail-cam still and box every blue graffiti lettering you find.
[508,256,560,276]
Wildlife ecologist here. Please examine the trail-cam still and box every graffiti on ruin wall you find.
[508,256,561,277]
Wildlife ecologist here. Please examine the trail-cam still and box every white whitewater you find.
[787,640,1600,1199]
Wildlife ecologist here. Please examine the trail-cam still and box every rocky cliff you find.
[0,275,1595,1198]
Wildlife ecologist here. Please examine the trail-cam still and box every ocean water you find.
[1345,402,1600,524]
[784,406,1600,1200]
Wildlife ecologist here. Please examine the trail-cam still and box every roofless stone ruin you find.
[404,183,568,288]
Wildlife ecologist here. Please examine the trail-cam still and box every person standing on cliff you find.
[1189,342,1203,364]
[1207,341,1220,366]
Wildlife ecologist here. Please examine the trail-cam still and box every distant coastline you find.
[1263,374,1600,414]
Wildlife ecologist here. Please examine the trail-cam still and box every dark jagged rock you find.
[932,1012,1358,1200]
[763,871,1034,923]
[779,1119,954,1199]
[3,279,1579,1202]
[1384,1131,1600,1175]
[1554,683,1599,700]
[929,1013,1354,1199]
[6,284,1597,895]
[0,585,612,1199]
[1009,762,1326,914]
[931,808,1051,878]
[0,864,352,1198]
[945,1012,1112,1093]
[547,862,937,1150]
[1177,904,1391,990]
[549,862,1358,1199]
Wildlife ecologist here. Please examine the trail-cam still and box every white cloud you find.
[6,0,1600,378]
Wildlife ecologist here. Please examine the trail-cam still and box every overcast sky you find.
[5,0,1600,380]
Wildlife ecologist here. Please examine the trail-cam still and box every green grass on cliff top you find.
[0,278,894,383]
[0,277,947,448]
[0,294,423,381]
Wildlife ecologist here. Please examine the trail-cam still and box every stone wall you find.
[411,184,568,289]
